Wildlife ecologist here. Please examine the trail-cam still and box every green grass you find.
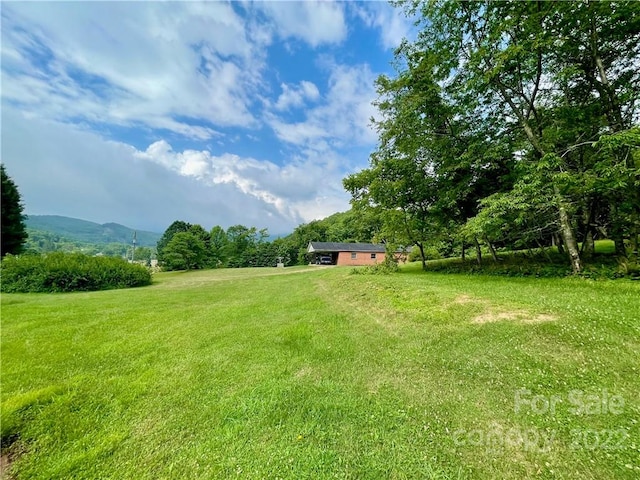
[1,265,639,479]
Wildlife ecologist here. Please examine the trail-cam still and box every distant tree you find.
[1,164,28,257]
[224,225,258,267]
[209,225,229,267]
[162,232,206,271]
[156,220,191,265]
[188,224,213,266]
[132,246,153,264]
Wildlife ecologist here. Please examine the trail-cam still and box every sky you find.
[1,1,415,235]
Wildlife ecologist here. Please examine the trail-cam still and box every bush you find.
[0,252,152,293]
[351,254,399,275]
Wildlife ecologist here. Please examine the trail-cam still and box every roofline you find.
[307,241,393,253]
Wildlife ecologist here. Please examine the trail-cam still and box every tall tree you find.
[1,164,28,257]
[371,0,640,273]
[344,43,515,268]
[162,232,206,271]
[156,220,191,265]
[209,225,229,267]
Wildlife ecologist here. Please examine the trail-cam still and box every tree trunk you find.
[417,242,427,270]
[610,204,628,260]
[474,237,482,266]
[614,235,627,259]
[553,233,565,256]
[582,229,595,258]
[536,239,552,262]
[555,185,582,274]
[580,201,596,258]
[461,242,466,262]
[493,77,583,273]
[630,219,639,265]
[485,236,499,262]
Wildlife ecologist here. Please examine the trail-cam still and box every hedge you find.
[0,252,152,293]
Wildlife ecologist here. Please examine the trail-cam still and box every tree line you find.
[344,0,640,273]
[156,210,378,271]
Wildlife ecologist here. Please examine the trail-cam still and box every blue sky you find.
[2,1,414,234]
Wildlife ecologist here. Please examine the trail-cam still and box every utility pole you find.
[131,231,137,262]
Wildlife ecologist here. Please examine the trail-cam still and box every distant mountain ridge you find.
[25,215,161,247]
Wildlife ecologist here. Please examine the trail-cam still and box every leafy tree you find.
[209,225,229,267]
[344,44,515,268]
[156,220,191,265]
[271,237,296,266]
[351,0,640,273]
[132,246,154,264]
[162,232,206,271]
[224,225,270,267]
[1,164,28,257]
[188,224,213,267]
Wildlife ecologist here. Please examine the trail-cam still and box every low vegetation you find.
[418,241,640,280]
[2,265,638,479]
[0,252,151,293]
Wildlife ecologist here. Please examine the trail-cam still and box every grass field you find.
[1,264,639,479]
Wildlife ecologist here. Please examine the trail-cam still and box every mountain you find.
[25,215,161,247]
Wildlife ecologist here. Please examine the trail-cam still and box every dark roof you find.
[307,242,387,253]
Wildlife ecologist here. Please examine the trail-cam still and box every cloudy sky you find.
[1,1,414,235]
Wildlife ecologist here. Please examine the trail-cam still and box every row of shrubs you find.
[0,252,152,293]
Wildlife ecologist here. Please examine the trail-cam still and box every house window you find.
[351,252,357,259]
[371,253,377,259]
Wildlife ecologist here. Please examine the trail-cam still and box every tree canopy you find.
[345,0,640,272]
[1,164,28,257]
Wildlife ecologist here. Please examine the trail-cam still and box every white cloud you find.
[2,107,315,233]
[133,139,349,224]
[351,2,415,50]
[1,2,262,139]
[274,80,320,111]
[267,62,378,148]
[256,1,347,47]
[0,2,395,234]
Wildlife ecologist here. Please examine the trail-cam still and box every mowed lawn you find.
[1,265,639,479]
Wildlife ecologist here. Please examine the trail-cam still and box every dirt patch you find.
[294,366,313,379]
[473,310,557,324]
[1,452,14,480]
[453,294,479,305]
[452,294,493,308]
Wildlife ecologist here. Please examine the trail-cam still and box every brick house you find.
[307,242,396,266]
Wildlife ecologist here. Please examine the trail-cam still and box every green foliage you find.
[132,246,153,264]
[348,0,640,274]
[0,252,151,293]
[161,232,206,271]
[156,220,192,265]
[24,228,145,259]
[408,244,442,262]
[350,259,399,276]
[162,231,206,270]
[419,248,638,280]
[1,164,28,257]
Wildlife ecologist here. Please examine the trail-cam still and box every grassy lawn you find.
[1,265,639,479]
